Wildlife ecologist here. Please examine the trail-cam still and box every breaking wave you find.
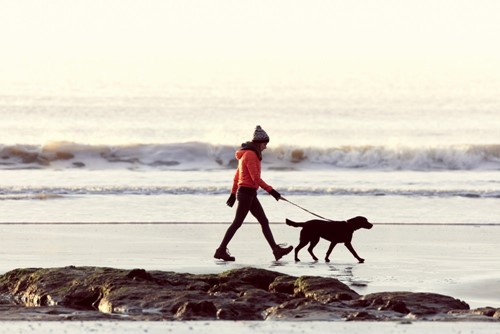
[1,141,499,171]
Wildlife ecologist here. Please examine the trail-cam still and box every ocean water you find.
[0,80,499,225]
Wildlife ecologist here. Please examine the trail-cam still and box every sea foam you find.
[1,141,499,171]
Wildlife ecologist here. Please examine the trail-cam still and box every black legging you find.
[219,186,277,250]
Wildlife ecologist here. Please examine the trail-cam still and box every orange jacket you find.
[231,148,273,194]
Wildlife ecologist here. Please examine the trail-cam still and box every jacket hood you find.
[235,141,262,160]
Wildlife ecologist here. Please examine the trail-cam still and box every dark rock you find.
[186,281,211,291]
[208,280,252,295]
[452,307,500,319]
[126,269,154,281]
[471,307,498,317]
[294,276,359,303]
[236,288,290,318]
[346,311,379,321]
[269,275,296,295]
[265,298,345,320]
[217,302,261,320]
[378,300,411,314]
[174,301,217,320]
[219,267,283,290]
[358,291,469,316]
[214,288,293,320]
[0,266,494,322]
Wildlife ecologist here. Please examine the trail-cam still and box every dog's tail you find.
[285,219,304,228]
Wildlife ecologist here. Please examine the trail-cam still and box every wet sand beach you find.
[0,222,499,333]
[1,320,500,334]
[1,222,498,310]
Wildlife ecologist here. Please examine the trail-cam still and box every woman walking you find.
[214,125,293,261]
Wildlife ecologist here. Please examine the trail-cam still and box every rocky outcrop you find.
[0,266,498,321]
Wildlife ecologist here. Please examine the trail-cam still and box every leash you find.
[280,197,332,221]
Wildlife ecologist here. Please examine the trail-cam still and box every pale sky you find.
[2,0,500,85]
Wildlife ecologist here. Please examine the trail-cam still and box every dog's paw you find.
[325,258,330,263]
[295,258,301,262]
[358,258,365,263]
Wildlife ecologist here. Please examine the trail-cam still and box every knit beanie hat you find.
[252,125,270,143]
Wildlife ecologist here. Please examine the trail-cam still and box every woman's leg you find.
[249,196,278,249]
[218,190,253,249]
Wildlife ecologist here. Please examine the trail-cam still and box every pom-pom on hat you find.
[252,125,270,143]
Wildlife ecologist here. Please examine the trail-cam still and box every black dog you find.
[286,216,373,263]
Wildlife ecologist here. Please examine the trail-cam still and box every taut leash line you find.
[280,197,331,221]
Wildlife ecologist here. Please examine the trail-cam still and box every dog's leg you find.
[294,240,308,262]
[325,242,337,262]
[307,237,320,261]
[345,242,364,263]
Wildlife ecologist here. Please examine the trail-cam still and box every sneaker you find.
[214,248,235,261]
[273,244,293,261]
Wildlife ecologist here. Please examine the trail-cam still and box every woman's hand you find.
[226,193,236,207]
[269,189,281,201]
